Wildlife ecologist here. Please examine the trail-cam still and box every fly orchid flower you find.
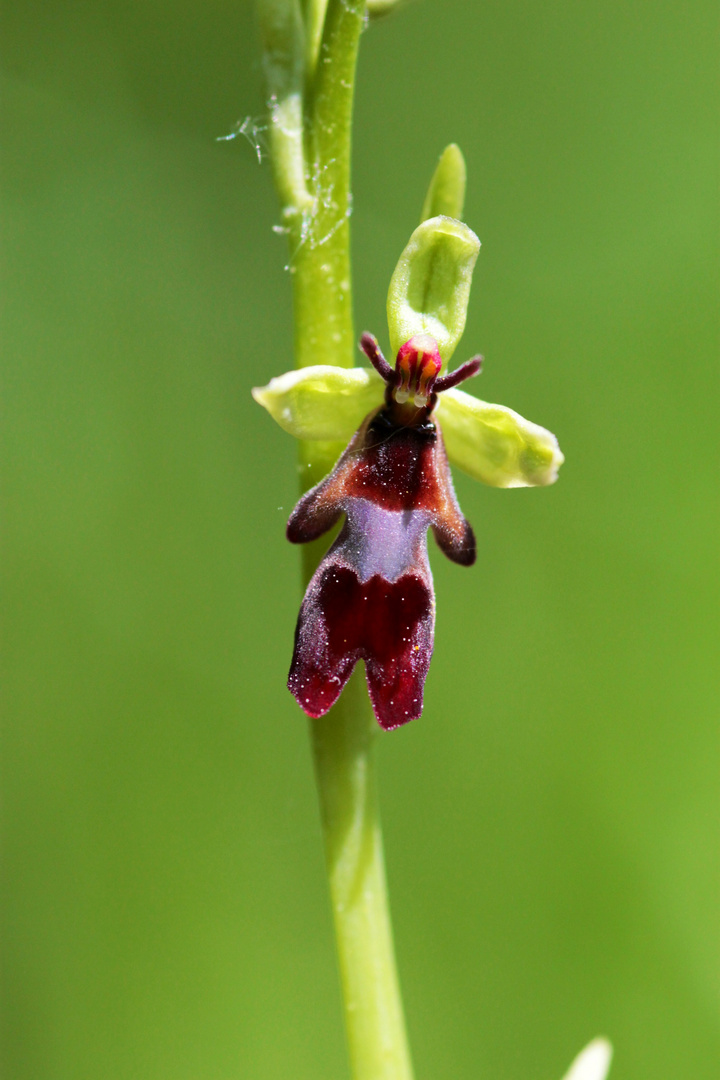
[254,187,564,731]
[286,332,481,729]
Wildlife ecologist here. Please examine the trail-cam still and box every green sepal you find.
[252,364,385,441]
[420,144,467,223]
[253,363,564,490]
[436,386,564,488]
[386,215,480,368]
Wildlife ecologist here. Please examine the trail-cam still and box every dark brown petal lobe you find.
[287,406,474,728]
[288,565,434,730]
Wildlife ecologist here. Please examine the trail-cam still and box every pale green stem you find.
[290,0,361,370]
[308,669,414,1080]
[257,0,312,213]
[301,0,330,82]
[258,1,415,1076]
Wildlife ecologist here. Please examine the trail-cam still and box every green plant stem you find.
[291,0,361,370]
[260,0,415,1075]
[308,668,414,1080]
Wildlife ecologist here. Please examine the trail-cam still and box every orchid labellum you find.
[287,333,481,730]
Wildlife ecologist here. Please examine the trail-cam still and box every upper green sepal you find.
[420,144,467,223]
[252,364,385,441]
[387,215,480,368]
[436,387,564,488]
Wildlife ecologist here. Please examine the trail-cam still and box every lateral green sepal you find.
[252,365,385,441]
[386,215,480,368]
[436,386,564,488]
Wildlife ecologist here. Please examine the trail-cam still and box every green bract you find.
[386,215,480,367]
[436,386,565,488]
[253,365,563,489]
[252,364,384,441]
[420,144,466,223]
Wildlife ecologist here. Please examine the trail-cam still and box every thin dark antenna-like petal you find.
[359,333,394,384]
[434,355,483,393]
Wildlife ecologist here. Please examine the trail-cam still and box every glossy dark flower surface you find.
[287,335,479,729]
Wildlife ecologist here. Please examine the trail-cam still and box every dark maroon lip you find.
[289,565,434,731]
[285,351,477,730]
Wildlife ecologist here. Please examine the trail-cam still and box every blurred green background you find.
[3,1,718,1077]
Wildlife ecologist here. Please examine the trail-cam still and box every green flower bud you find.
[420,144,467,223]
[436,386,564,488]
[252,364,385,441]
[386,215,480,368]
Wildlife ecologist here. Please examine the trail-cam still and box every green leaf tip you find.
[436,387,564,488]
[252,365,385,442]
[421,144,467,223]
[561,1039,613,1080]
[387,215,480,367]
